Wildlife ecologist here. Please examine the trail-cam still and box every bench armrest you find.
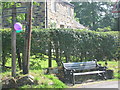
[71,69,76,72]
[63,68,76,75]
[63,69,72,76]
[97,66,107,71]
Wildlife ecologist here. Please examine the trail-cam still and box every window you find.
[51,0,57,12]
[60,25,64,28]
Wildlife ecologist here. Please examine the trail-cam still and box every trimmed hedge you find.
[1,28,119,67]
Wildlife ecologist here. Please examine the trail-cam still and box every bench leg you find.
[98,73,107,80]
[102,72,107,80]
[95,74,99,80]
[72,75,75,85]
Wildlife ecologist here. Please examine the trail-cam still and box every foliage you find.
[96,26,112,32]
[114,73,120,79]
[98,61,119,79]
[30,55,57,69]
[49,22,56,28]
[71,2,117,30]
[1,28,119,69]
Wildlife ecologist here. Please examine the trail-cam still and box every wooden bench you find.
[62,61,107,85]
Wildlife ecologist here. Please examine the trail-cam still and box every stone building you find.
[33,0,85,29]
[45,0,85,29]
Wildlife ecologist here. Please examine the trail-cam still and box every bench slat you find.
[63,61,97,70]
[73,71,105,76]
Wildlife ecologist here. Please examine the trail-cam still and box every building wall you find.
[47,0,75,28]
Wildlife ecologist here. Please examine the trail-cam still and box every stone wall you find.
[47,0,75,28]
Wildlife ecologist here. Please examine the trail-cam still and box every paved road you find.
[77,80,119,88]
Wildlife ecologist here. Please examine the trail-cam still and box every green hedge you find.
[1,28,119,67]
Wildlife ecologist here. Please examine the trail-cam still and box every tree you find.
[71,2,116,31]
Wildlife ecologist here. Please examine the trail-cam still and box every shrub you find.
[1,28,119,70]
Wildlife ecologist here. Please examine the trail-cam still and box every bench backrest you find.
[63,61,97,71]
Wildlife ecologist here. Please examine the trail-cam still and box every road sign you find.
[112,0,120,13]
[2,7,27,18]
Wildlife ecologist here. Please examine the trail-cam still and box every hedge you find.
[1,28,119,68]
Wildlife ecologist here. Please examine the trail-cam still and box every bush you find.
[96,26,112,32]
[1,28,119,69]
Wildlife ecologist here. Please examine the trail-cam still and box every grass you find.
[98,60,120,79]
[1,56,119,88]
[1,69,67,88]
[3,58,120,79]
[19,73,67,88]
[5,55,57,70]
[1,57,67,88]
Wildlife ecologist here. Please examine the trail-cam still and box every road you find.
[77,80,119,89]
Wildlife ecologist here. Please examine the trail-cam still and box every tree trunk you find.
[48,41,52,67]
[55,41,61,66]
[16,48,22,70]
[2,53,6,71]
[65,54,69,63]
[23,2,33,74]
[59,49,62,62]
